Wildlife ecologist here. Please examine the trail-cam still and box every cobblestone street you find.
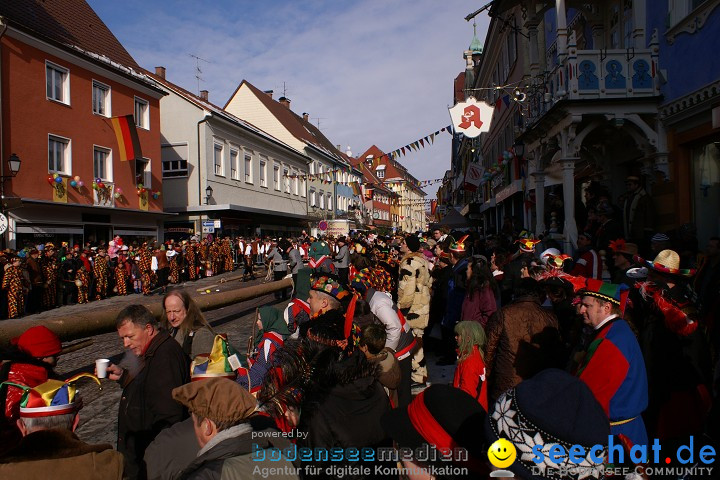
[45,268,290,446]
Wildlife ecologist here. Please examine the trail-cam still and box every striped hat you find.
[2,373,100,417]
[580,278,630,310]
[191,335,241,380]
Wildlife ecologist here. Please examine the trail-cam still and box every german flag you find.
[111,114,142,162]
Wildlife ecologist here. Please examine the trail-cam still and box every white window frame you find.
[310,162,316,175]
[93,145,113,182]
[136,157,152,187]
[46,61,70,105]
[134,96,150,130]
[376,168,385,179]
[292,169,299,195]
[319,190,325,209]
[213,142,224,177]
[301,176,307,197]
[327,193,332,211]
[48,134,71,175]
[260,157,267,187]
[230,148,239,180]
[310,189,316,207]
[273,163,281,191]
[337,194,342,210]
[244,152,254,184]
[284,167,290,193]
[92,80,111,117]
[161,144,189,178]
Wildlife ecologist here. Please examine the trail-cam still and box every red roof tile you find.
[1,0,139,69]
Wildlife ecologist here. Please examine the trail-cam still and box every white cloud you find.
[89,0,490,198]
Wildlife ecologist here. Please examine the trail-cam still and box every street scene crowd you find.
[0,213,719,480]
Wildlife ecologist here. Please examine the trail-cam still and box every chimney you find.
[200,90,209,101]
[303,112,310,122]
[263,90,273,99]
[278,96,291,108]
[336,144,342,151]
[155,66,166,79]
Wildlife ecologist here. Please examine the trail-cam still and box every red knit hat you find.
[12,326,62,358]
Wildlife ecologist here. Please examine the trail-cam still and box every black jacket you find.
[117,330,190,480]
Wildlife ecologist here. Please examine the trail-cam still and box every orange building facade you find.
[0,8,167,249]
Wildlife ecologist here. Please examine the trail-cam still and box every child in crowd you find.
[453,320,488,411]
[359,323,401,407]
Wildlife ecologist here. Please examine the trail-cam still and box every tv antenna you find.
[188,53,212,95]
[311,117,327,130]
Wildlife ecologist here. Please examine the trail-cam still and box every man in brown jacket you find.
[25,249,44,313]
[485,278,563,403]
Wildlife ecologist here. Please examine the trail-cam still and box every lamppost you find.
[202,184,213,240]
[0,153,22,247]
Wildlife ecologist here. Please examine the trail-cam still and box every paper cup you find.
[95,359,110,378]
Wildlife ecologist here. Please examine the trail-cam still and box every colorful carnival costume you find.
[2,263,25,318]
[93,254,109,300]
[574,279,649,447]
[40,250,59,309]
[114,261,129,296]
[76,267,91,304]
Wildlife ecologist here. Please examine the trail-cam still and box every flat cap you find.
[172,378,256,422]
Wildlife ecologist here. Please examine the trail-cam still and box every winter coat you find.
[333,244,349,269]
[461,286,497,327]
[117,330,190,480]
[288,248,303,274]
[145,417,198,480]
[170,325,216,359]
[485,297,561,402]
[442,257,469,329]
[0,428,123,480]
[300,351,392,479]
[366,289,416,358]
[397,251,431,331]
[267,247,288,273]
[453,345,488,411]
[179,416,298,480]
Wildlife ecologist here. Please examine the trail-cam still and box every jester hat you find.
[190,334,242,381]
[449,234,469,253]
[516,237,541,253]
[3,373,101,417]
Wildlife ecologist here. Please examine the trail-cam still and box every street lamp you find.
[513,140,525,158]
[1,153,22,247]
[205,185,213,205]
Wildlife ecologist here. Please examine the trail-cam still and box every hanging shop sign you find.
[448,96,494,138]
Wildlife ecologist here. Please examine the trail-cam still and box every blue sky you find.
[88,0,490,198]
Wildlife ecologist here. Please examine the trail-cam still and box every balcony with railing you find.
[526,31,661,124]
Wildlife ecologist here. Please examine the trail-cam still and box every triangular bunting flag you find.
[419,138,425,148]
[503,95,511,107]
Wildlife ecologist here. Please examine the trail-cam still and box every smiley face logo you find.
[488,438,517,469]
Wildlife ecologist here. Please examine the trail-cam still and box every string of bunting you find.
[363,125,454,166]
